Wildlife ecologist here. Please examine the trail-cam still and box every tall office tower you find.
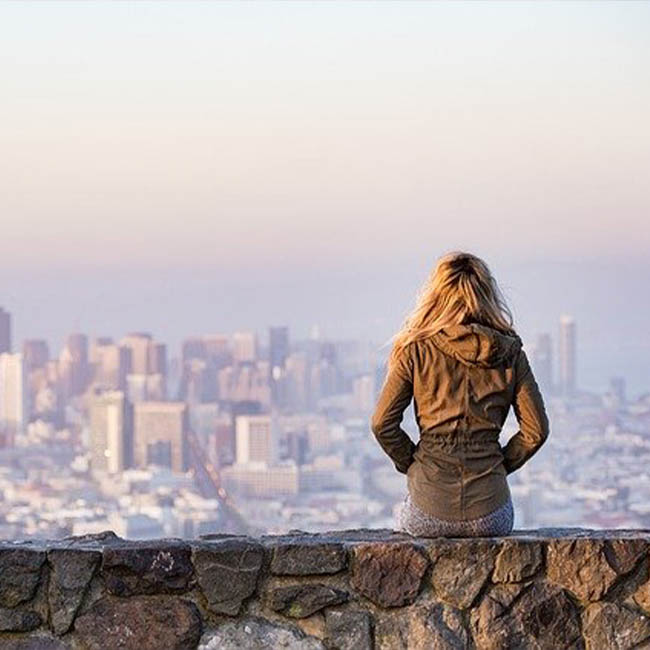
[120,333,153,374]
[65,333,89,396]
[353,374,376,412]
[231,331,257,363]
[23,339,50,371]
[182,338,205,363]
[531,333,554,396]
[133,402,189,473]
[235,414,278,466]
[558,315,577,398]
[90,390,133,474]
[0,353,27,445]
[91,339,130,390]
[0,308,11,354]
[269,326,290,408]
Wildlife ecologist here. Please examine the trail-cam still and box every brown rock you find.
[492,540,542,583]
[101,541,193,596]
[582,602,650,650]
[47,547,101,635]
[192,538,263,615]
[605,539,648,575]
[547,538,618,601]
[429,540,499,609]
[470,581,582,650]
[351,542,429,608]
[74,595,202,650]
[633,578,650,614]
[408,602,469,650]
[269,584,348,618]
[270,542,347,576]
[0,548,46,608]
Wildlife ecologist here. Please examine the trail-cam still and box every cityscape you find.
[0,305,647,540]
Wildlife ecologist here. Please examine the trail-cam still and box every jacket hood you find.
[431,322,522,368]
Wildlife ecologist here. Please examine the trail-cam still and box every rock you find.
[268,584,348,618]
[192,538,263,615]
[295,612,326,640]
[429,540,498,609]
[547,538,618,601]
[408,602,469,650]
[0,636,70,649]
[470,581,582,649]
[582,602,650,650]
[0,548,47,608]
[198,617,325,649]
[492,540,542,583]
[351,543,428,608]
[605,539,648,575]
[73,595,202,650]
[0,606,42,632]
[633,578,650,614]
[61,531,122,547]
[47,547,101,635]
[269,542,347,576]
[325,610,373,650]
[101,541,193,596]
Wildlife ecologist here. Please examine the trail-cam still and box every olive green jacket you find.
[370,323,550,521]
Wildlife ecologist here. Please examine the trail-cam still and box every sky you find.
[1,2,649,395]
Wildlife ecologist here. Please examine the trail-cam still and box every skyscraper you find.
[558,315,577,398]
[231,331,257,363]
[90,390,134,474]
[235,414,278,466]
[0,308,11,354]
[269,326,289,407]
[0,353,27,445]
[133,402,189,473]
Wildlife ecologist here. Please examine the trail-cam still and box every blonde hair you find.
[385,250,517,370]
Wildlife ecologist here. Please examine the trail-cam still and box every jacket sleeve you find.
[370,344,416,474]
[501,348,550,475]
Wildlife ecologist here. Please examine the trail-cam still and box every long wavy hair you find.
[385,250,517,371]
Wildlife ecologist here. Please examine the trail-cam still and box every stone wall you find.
[2,528,650,649]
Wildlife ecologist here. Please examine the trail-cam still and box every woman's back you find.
[371,321,550,523]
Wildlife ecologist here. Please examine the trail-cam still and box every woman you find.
[370,251,549,537]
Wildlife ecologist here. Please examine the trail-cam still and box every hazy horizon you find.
[2,1,649,396]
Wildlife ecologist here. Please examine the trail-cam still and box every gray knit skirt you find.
[397,493,514,538]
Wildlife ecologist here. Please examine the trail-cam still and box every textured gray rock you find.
[73,595,202,650]
[269,541,347,576]
[101,541,193,596]
[429,539,499,609]
[0,606,42,632]
[269,584,348,618]
[605,538,648,575]
[193,537,264,615]
[325,610,373,650]
[470,581,582,649]
[492,540,542,583]
[0,636,70,649]
[546,538,618,601]
[198,617,325,649]
[0,547,46,608]
[581,602,650,650]
[47,547,101,634]
[351,542,428,608]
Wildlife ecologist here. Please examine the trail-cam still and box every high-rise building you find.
[119,334,167,398]
[65,333,89,396]
[0,308,11,354]
[90,390,134,474]
[23,339,50,371]
[231,332,257,364]
[235,414,277,466]
[558,315,577,398]
[133,402,189,473]
[531,333,553,396]
[609,376,626,405]
[0,353,27,445]
[269,326,289,407]
[90,339,130,390]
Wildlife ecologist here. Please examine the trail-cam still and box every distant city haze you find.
[1,2,649,395]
